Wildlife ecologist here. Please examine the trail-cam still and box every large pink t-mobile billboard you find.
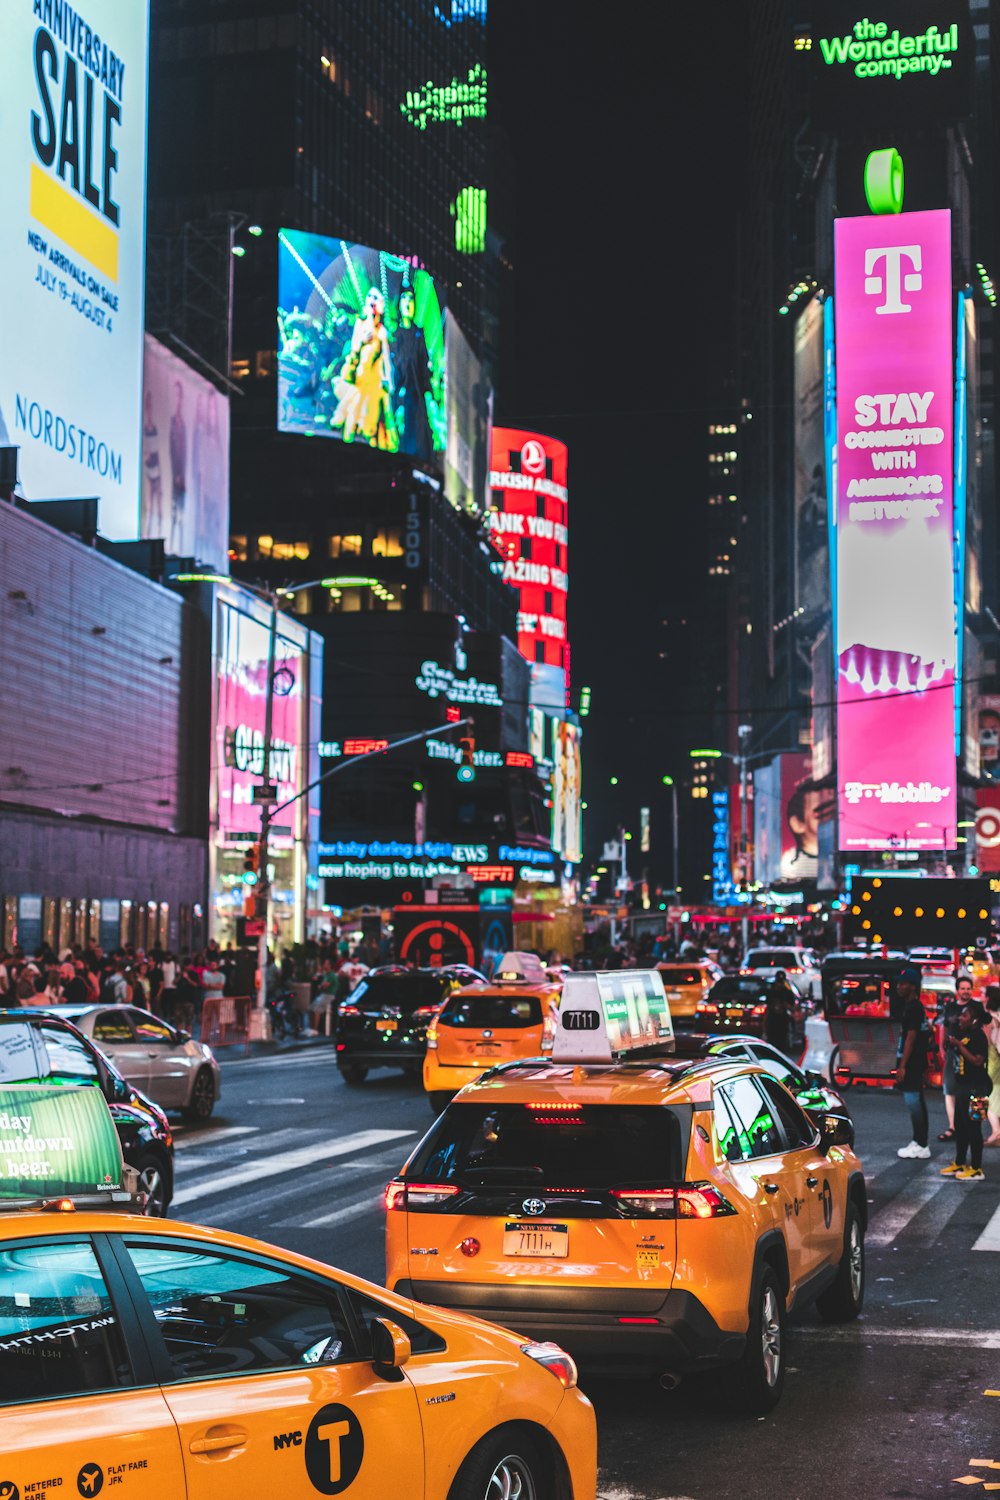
[834,209,956,851]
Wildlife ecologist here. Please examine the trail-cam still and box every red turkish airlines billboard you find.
[490,428,569,710]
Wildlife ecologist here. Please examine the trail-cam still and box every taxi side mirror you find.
[820,1114,852,1151]
[371,1317,411,1376]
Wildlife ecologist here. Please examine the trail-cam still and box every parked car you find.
[740,945,822,1001]
[0,1009,174,1214]
[44,1003,221,1122]
[334,968,471,1083]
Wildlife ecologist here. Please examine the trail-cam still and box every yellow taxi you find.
[966,948,998,994]
[387,969,867,1414]
[424,952,561,1114]
[655,960,723,1023]
[0,1085,597,1500]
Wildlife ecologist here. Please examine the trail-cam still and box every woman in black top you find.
[942,1001,991,1180]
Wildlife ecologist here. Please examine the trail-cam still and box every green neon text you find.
[818,20,959,79]
[401,62,486,129]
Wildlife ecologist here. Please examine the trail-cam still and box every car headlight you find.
[520,1340,578,1388]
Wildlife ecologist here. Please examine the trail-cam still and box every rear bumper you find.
[393,1279,745,1375]
[423,1058,490,1093]
[337,1042,425,1067]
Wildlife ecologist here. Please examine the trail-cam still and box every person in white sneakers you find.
[896,965,933,1160]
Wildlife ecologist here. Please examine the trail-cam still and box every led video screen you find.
[277,231,445,458]
[834,209,956,852]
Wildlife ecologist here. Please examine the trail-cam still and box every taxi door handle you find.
[806,1176,819,1189]
[762,1182,780,1195]
[189,1429,248,1455]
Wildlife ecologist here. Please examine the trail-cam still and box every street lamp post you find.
[662,776,679,896]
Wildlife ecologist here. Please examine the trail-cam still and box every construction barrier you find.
[200,995,253,1056]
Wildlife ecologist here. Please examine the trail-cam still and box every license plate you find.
[503,1222,569,1257]
[668,991,682,1000]
[375,1019,397,1033]
[475,1042,501,1054]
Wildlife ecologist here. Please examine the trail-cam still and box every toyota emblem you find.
[522,1198,546,1217]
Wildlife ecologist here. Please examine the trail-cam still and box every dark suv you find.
[0,1010,175,1214]
[335,969,470,1084]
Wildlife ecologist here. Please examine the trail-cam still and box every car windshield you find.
[657,968,703,985]
[350,974,448,1013]
[0,1019,101,1086]
[439,995,543,1028]
[746,951,799,968]
[408,1103,684,1187]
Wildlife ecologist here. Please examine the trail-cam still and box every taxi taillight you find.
[385,1180,460,1212]
[520,1341,578,1389]
[611,1184,735,1219]
[426,1024,438,1050]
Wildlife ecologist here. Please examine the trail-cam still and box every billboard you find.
[444,311,493,519]
[141,335,230,573]
[552,719,582,863]
[0,0,149,538]
[489,429,569,707]
[809,3,974,131]
[976,787,1000,873]
[834,209,956,851]
[216,600,305,843]
[794,297,829,621]
[753,753,817,883]
[277,231,445,457]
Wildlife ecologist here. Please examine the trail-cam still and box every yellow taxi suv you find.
[424,952,561,1113]
[387,969,867,1414]
[655,961,723,1024]
[0,1083,597,1500]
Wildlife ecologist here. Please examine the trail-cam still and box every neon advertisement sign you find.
[819,19,960,81]
[834,209,956,850]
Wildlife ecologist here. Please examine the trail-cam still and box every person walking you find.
[983,989,1000,1148]
[765,971,795,1053]
[896,964,932,1159]
[940,999,991,1181]
[938,974,973,1142]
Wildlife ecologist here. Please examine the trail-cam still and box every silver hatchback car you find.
[45,1004,221,1121]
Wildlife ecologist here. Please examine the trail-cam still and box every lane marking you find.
[866,1177,944,1247]
[174,1125,259,1151]
[800,1327,1000,1348]
[903,1182,971,1249]
[171,1127,415,1207]
[188,1146,411,1227]
[973,1203,1000,1253]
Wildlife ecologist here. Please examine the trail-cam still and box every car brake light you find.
[611,1183,735,1219]
[338,1004,360,1017]
[412,1006,438,1019]
[698,1002,718,1015]
[618,1317,660,1325]
[525,1101,582,1111]
[751,1004,767,1017]
[520,1341,578,1389]
[385,1181,461,1212]
[787,967,803,974]
[426,1025,438,1050]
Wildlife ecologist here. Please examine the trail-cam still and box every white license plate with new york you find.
[503,1222,569,1257]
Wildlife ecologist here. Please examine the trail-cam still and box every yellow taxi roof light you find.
[493,952,548,984]
[552,969,675,1065]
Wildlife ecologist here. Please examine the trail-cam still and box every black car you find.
[335,969,468,1084]
[699,975,810,1045]
[671,1030,855,1146]
[0,1009,175,1214]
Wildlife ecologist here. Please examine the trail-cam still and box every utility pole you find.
[256,592,280,1011]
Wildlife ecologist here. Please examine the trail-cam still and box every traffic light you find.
[242,843,260,885]
[457,730,476,783]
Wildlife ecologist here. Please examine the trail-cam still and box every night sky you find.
[492,3,747,885]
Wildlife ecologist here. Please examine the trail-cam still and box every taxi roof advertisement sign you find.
[0,0,150,539]
[555,970,674,1063]
[0,1084,124,1200]
[834,209,956,852]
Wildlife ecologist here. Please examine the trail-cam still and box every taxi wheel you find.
[728,1266,785,1415]
[817,1203,865,1323]
[183,1067,216,1122]
[339,1062,368,1086]
[449,1427,544,1500]
[136,1152,170,1217]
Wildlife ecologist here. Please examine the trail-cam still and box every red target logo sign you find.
[976,804,1000,849]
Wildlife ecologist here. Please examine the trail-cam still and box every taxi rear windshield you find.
[657,968,703,985]
[439,995,543,1029]
[409,1103,685,1187]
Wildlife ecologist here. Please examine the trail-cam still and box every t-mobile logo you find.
[864,245,922,315]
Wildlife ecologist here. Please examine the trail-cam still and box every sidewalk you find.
[215,1032,335,1061]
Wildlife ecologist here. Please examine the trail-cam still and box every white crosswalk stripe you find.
[866,1176,945,1247]
[973,1201,1000,1252]
[171,1126,416,1208]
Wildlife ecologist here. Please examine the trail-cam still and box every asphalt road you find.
[168,1042,1000,1500]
